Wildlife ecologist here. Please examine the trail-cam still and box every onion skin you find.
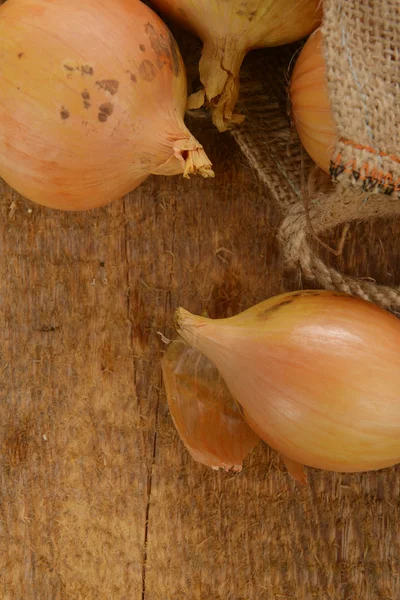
[0,0,214,211]
[175,290,400,474]
[151,0,322,131]
[290,28,336,173]
[280,454,307,485]
[162,341,259,472]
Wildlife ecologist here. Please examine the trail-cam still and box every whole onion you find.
[176,290,400,474]
[290,28,336,173]
[0,0,214,210]
[151,0,322,131]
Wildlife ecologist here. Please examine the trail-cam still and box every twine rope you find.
[232,123,400,313]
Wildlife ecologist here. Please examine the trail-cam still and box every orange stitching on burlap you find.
[330,152,400,197]
[359,163,369,181]
[339,137,400,165]
[384,172,393,188]
[332,153,342,169]
[370,167,384,182]
[344,159,357,174]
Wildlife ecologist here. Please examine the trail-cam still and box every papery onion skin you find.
[280,454,307,485]
[151,0,322,131]
[0,0,213,211]
[162,341,260,471]
[290,28,336,173]
[175,290,400,474]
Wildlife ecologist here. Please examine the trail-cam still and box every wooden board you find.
[1,117,400,600]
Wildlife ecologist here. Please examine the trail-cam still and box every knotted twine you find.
[232,0,400,312]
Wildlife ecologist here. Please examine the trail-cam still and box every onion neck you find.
[194,37,246,132]
[175,309,207,349]
[151,130,214,179]
[175,309,233,370]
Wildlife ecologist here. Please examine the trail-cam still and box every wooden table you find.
[1,116,400,600]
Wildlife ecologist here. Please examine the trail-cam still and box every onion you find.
[175,290,400,474]
[290,28,336,173]
[0,0,214,211]
[162,341,259,472]
[151,0,322,131]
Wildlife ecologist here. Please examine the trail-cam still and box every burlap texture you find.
[323,0,400,197]
[233,0,400,311]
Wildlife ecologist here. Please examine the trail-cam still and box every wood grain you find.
[0,114,400,600]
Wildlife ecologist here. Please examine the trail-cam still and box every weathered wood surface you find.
[1,118,400,600]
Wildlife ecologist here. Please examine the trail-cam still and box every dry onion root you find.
[0,0,214,211]
[175,290,400,475]
[290,28,336,173]
[162,341,260,472]
[151,0,322,131]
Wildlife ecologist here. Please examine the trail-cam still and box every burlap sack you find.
[324,0,400,197]
[233,0,400,311]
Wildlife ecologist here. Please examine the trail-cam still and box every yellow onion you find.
[175,290,400,474]
[0,0,214,211]
[162,341,259,471]
[290,28,336,173]
[151,0,322,131]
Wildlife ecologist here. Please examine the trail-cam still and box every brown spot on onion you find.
[81,90,91,109]
[144,23,163,53]
[144,22,180,76]
[18,52,24,59]
[259,299,294,318]
[139,44,145,52]
[290,291,322,298]
[236,7,258,22]
[139,59,156,82]
[167,31,180,77]
[60,107,70,120]
[98,102,113,122]
[80,64,94,76]
[126,69,137,83]
[96,79,119,95]
[259,291,325,319]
